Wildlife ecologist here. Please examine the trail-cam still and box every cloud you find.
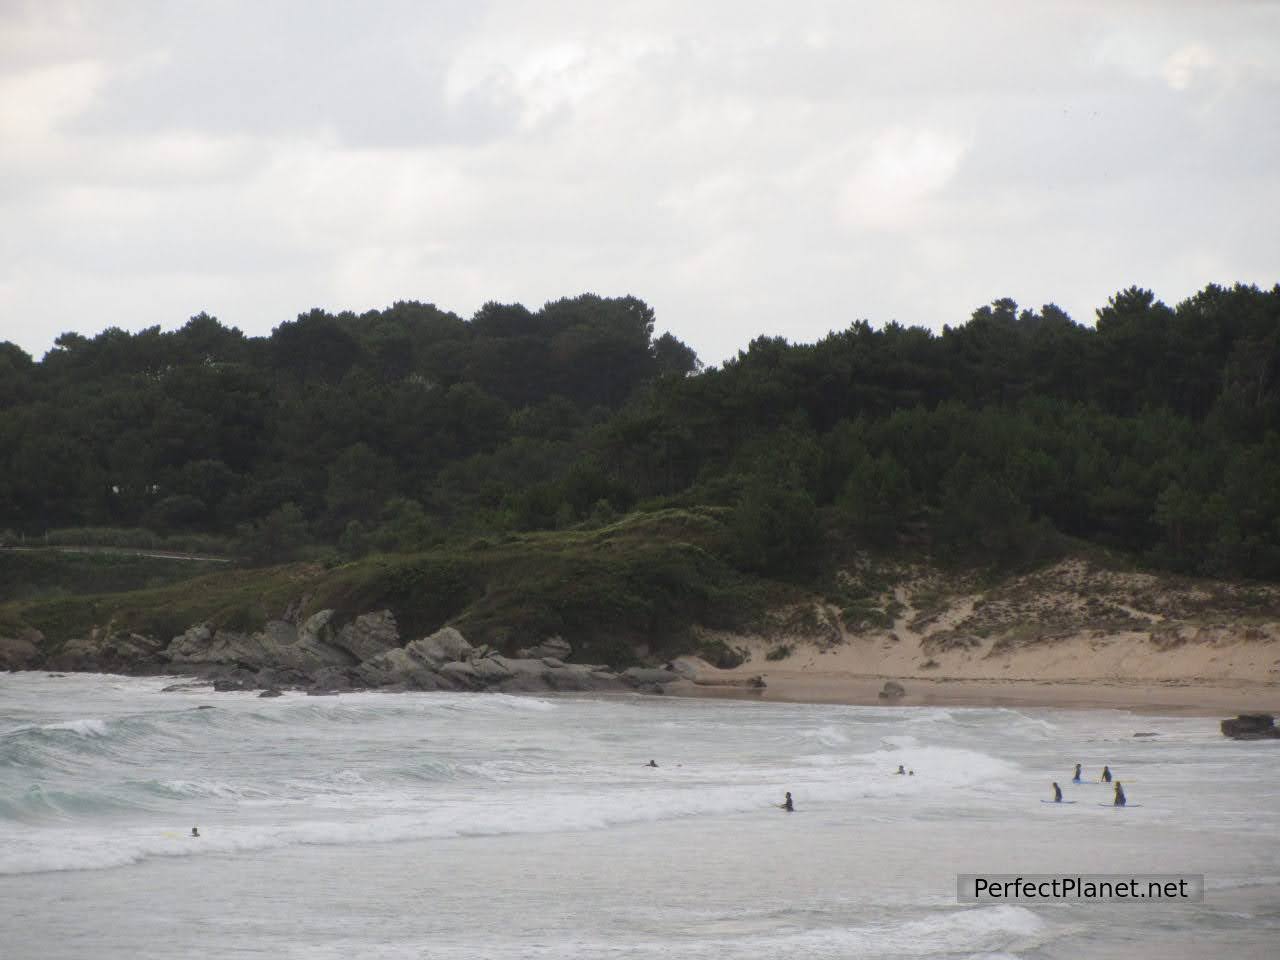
[0,0,1277,364]
[1162,44,1216,92]
[839,127,970,230]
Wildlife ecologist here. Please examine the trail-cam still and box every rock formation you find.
[1221,714,1280,740]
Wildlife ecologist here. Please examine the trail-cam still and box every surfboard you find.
[1096,803,1142,808]
[1041,799,1077,804]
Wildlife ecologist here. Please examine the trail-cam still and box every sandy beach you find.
[668,557,1280,717]
[671,672,1280,716]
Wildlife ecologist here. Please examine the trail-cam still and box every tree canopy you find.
[2,283,1279,580]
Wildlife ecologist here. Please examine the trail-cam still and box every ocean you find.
[2,672,1277,959]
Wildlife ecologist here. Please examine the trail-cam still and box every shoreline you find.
[667,672,1280,717]
[9,666,1277,718]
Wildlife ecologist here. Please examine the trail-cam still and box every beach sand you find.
[670,671,1280,716]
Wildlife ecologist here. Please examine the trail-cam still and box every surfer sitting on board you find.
[191,827,200,838]
[1101,765,1113,783]
[1113,782,1126,807]
[1052,782,1063,802]
[781,791,794,812]
[896,765,906,775]
[1072,763,1082,783]
[646,760,658,768]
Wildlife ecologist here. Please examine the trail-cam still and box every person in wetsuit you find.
[1052,782,1063,802]
[646,760,658,768]
[1101,765,1113,783]
[191,827,200,838]
[896,765,906,775]
[1072,763,1082,783]
[782,791,794,812]
[1113,782,1126,806]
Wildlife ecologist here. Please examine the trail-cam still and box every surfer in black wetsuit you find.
[896,765,906,775]
[1113,782,1126,806]
[1052,782,1063,802]
[1101,765,1113,783]
[191,827,200,838]
[782,791,794,812]
[646,760,658,768]
[1072,763,1082,783]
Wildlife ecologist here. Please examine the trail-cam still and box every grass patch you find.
[0,509,797,668]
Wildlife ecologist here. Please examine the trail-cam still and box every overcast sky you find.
[2,0,1277,364]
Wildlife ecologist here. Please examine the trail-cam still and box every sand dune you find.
[673,557,1280,715]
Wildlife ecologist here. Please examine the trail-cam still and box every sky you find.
[1,0,1278,365]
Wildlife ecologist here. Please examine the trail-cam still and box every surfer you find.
[1072,763,1082,783]
[191,827,200,838]
[908,770,914,776]
[1113,782,1126,807]
[1101,765,1113,783]
[782,791,794,812]
[1052,782,1063,803]
[896,765,906,775]
[646,760,658,768]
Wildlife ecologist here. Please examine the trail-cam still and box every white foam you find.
[41,719,109,737]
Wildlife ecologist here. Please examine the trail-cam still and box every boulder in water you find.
[1221,714,1280,740]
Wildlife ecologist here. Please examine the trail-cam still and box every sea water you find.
[1,673,1277,959]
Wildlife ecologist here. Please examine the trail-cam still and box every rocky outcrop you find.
[620,666,681,690]
[517,636,572,660]
[0,629,43,670]
[356,647,447,690]
[12,609,640,697]
[332,610,400,661]
[1221,714,1280,740]
[405,627,475,669]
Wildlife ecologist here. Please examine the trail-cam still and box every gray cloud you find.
[1,0,1276,364]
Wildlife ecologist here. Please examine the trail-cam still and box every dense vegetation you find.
[2,283,1279,586]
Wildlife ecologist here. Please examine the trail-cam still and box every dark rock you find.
[253,666,311,689]
[1221,714,1280,740]
[879,680,906,700]
[309,666,359,692]
[213,679,249,692]
[161,680,212,693]
[0,630,44,670]
[258,688,284,698]
[621,667,680,687]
